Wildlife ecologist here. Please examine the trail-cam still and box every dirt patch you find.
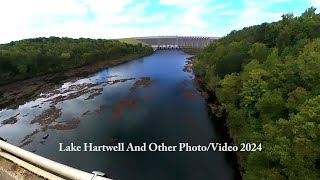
[181,89,201,99]
[1,113,20,126]
[112,99,140,120]
[10,163,18,172]
[129,77,158,92]
[0,79,55,109]
[30,107,62,126]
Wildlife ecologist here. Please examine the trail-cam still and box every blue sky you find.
[0,0,319,43]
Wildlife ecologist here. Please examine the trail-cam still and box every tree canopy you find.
[193,7,320,179]
[0,37,153,84]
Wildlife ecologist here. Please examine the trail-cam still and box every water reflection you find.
[0,50,236,180]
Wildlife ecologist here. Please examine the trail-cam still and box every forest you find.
[193,7,320,179]
[0,37,153,84]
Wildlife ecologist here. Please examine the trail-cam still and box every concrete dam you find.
[135,36,219,49]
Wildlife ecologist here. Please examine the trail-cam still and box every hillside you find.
[193,7,320,179]
[0,37,153,85]
[118,38,148,46]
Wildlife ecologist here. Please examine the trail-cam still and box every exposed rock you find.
[21,129,40,143]
[106,78,135,85]
[30,108,62,126]
[19,140,32,148]
[182,59,193,73]
[129,77,158,92]
[48,118,80,131]
[1,113,20,126]
[42,134,49,140]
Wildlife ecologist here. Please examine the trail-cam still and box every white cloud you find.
[0,0,87,17]
[228,0,287,31]
[0,0,312,43]
[219,11,236,16]
[305,0,320,7]
[0,0,224,43]
[158,0,185,5]
[210,3,229,11]
[82,0,132,15]
[171,6,209,28]
[0,0,86,42]
[0,0,146,43]
[157,0,228,36]
[158,0,208,6]
[230,12,282,29]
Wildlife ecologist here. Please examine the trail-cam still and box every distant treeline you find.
[193,7,320,179]
[0,37,153,84]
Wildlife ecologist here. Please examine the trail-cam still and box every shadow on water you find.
[204,94,242,180]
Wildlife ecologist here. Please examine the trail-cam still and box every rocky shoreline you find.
[189,56,242,179]
[0,53,152,110]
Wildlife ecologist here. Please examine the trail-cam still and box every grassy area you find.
[118,38,148,46]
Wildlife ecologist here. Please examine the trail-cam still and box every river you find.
[0,50,237,180]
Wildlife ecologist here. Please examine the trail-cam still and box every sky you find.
[0,0,319,43]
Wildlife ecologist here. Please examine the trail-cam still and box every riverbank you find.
[195,76,242,179]
[1,50,237,180]
[189,56,242,179]
[0,52,153,109]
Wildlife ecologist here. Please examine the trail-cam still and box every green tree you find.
[286,87,310,114]
[249,43,269,63]
[255,91,286,120]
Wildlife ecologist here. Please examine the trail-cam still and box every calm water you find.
[0,50,236,180]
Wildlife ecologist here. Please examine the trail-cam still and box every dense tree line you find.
[0,37,153,84]
[193,7,320,179]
